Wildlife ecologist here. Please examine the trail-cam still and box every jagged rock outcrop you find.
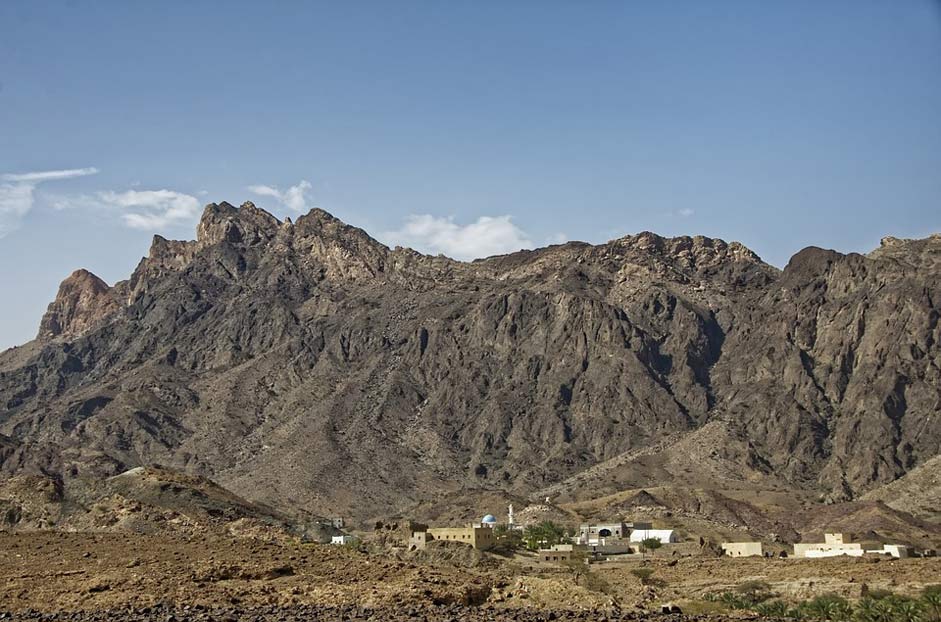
[37,269,120,341]
[1,201,939,522]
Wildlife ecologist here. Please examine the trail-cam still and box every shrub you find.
[719,592,749,609]
[736,580,775,605]
[756,600,790,617]
[630,567,656,585]
[868,589,897,601]
[580,569,614,595]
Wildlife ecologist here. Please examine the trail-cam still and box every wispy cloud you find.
[247,180,311,212]
[382,214,534,261]
[0,167,99,238]
[678,208,695,217]
[97,189,201,230]
[1,167,99,183]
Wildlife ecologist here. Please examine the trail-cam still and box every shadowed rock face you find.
[0,202,938,520]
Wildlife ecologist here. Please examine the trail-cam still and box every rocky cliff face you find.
[0,202,938,521]
[37,269,120,341]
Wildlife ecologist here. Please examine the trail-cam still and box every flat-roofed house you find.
[629,529,679,544]
[793,533,864,558]
[409,525,496,551]
[721,542,763,557]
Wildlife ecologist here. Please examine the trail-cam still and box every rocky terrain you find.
[0,606,687,622]
[0,201,938,530]
[2,531,939,620]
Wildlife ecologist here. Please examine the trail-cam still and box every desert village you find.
[331,504,934,565]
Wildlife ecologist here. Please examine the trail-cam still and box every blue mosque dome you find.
[481,514,497,525]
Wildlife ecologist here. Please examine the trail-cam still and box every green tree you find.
[492,524,523,554]
[522,520,567,551]
[639,537,662,559]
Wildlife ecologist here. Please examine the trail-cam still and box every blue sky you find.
[1,1,940,350]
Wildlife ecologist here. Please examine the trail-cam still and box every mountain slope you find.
[861,455,941,522]
[0,202,938,523]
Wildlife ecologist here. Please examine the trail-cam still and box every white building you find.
[793,533,863,558]
[578,522,628,545]
[865,544,913,559]
[576,521,654,545]
[629,529,679,544]
[331,535,357,545]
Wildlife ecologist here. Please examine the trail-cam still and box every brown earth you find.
[0,532,491,613]
[2,532,940,619]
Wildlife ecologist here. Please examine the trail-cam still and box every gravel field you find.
[0,604,697,622]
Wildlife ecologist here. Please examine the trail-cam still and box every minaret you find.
[508,503,515,528]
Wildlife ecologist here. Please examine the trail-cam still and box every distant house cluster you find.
[793,533,915,559]
[576,521,678,547]
[393,506,929,564]
[533,520,684,561]
[720,533,921,559]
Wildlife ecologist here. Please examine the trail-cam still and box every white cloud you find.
[0,167,99,238]
[678,208,695,217]
[97,189,201,230]
[247,180,312,212]
[382,214,534,261]
[0,182,36,237]
[0,167,99,183]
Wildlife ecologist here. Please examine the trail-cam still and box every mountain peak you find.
[196,201,281,248]
[37,269,120,341]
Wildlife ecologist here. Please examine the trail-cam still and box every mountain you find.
[1,201,939,526]
[861,455,941,523]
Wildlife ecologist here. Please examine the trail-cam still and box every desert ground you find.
[2,531,940,621]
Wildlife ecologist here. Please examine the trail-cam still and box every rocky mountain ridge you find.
[1,201,938,524]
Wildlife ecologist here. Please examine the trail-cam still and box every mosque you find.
[406,508,508,551]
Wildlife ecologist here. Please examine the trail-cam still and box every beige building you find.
[409,525,495,551]
[794,533,864,558]
[721,542,763,557]
[540,544,575,563]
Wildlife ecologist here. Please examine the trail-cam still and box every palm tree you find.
[922,586,941,622]
[871,599,897,622]
[804,594,852,621]
[855,597,879,622]
[895,600,924,622]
